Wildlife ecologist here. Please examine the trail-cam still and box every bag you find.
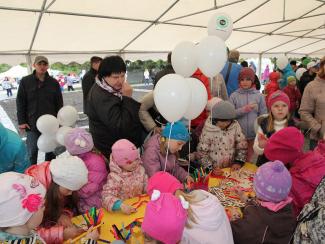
[293,176,325,244]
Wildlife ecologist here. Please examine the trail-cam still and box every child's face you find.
[271,101,289,121]
[26,204,45,230]
[216,120,232,130]
[121,159,140,172]
[168,139,186,154]
[288,79,296,86]
[59,186,73,196]
[240,78,253,89]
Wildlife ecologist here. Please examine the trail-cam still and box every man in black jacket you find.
[16,56,63,164]
[82,56,102,114]
[299,61,318,95]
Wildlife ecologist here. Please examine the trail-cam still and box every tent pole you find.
[26,55,33,74]
[258,53,262,80]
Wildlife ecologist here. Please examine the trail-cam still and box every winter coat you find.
[82,68,98,114]
[142,134,188,182]
[16,71,63,131]
[0,123,30,173]
[229,88,267,139]
[289,141,325,216]
[197,117,247,170]
[139,91,161,132]
[101,156,147,211]
[0,231,45,244]
[181,190,234,244]
[299,70,316,95]
[78,152,108,212]
[231,201,296,244]
[221,61,242,96]
[299,76,325,140]
[283,85,301,112]
[87,83,144,159]
[265,80,279,105]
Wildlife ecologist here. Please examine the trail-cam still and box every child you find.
[231,160,296,244]
[254,90,294,166]
[142,191,187,244]
[196,101,247,175]
[0,122,30,173]
[142,121,194,183]
[64,128,108,213]
[283,76,301,115]
[230,67,267,162]
[147,171,234,244]
[101,139,147,214]
[264,71,280,104]
[0,172,46,243]
[25,156,92,243]
[265,127,325,216]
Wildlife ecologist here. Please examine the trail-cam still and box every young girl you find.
[231,160,296,244]
[283,76,301,115]
[142,191,187,244]
[25,156,93,243]
[64,128,108,212]
[230,67,267,162]
[142,121,193,183]
[196,101,247,175]
[0,172,46,243]
[254,90,294,166]
[147,171,234,244]
[101,139,147,214]
[265,127,325,216]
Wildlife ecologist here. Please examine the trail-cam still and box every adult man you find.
[82,56,102,114]
[16,56,63,164]
[299,61,318,95]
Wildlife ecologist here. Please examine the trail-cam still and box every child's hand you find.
[231,163,242,171]
[153,126,162,134]
[229,208,242,221]
[85,227,100,241]
[63,226,84,240]
[121,203,137,215]
[58,214,73,227]
[258,133,268,149]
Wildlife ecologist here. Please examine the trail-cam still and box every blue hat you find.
[162,121,189,142]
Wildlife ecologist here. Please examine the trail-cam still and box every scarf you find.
[96,78,122,100]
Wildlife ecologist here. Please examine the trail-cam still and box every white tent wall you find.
[0,0,323,66]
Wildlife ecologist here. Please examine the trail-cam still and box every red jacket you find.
[191,69,212,127]
[283,85,301,112]
[265,72,280,105]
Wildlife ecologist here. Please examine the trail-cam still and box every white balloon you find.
[196,36,227,78]
[36,114,59,134]
[57,106,78,127]
[171,41,197,77]
[154,74,191,122]
[183,78,208,120]
[277,55,288,70]
[296,68,307,80]
[56,126,73,145]
[37,134,58,152]
[207,12,233,41]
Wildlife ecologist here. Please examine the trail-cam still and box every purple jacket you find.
[142,134,188,183]
[78,152,108,212]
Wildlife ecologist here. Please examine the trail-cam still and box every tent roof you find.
[0,0,324,64]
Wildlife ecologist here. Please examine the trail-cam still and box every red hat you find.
[267,90,290,109]
[147,171,184,197]
[238,67,255,82]
[264,127,304,164]
[269,72,280,82]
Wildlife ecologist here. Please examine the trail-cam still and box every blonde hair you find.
[175,190,200,228]
[267,112,290,132]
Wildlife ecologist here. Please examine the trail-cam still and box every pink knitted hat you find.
[147,171,184,197]
[267,90,290,109]
[111,139,139,166]
[142,191,187,244]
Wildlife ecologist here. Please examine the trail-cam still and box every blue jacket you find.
[0,123,30,173]
[229,88,268,139]
[221,61,242,96]
[280,64,296,89]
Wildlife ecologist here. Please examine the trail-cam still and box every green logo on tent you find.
[215,16,229,30]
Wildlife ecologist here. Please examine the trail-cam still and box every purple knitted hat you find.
[253,160,292,202]
[64,128,94,155]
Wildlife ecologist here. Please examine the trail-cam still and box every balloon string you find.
[210,77,213,124]
[164,122,173,172]
[188,120,191,175]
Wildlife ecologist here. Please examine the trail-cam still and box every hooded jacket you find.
[181,190,234,244]
[197,117,247,170]
[0,123,30,173]
[101,156,147,211]
[265,72,280,104]
[229,88,267,139]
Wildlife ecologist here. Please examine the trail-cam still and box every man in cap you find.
[16,56,63,164]
[299,61,318,95]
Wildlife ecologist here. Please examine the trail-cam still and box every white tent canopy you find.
[0,0,324,65]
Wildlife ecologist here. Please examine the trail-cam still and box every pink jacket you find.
[101,156,147,211]
[25,162,64,244]
[289,141,325,216]
[78,152,108,212]
[142,134,188,183]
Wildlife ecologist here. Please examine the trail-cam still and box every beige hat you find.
[34,55,49,64]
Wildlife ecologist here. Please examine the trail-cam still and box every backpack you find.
[293,176,325,244]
